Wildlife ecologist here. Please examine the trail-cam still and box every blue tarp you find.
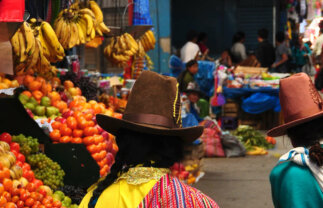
[223,87,280,114]
[133,0,153,25]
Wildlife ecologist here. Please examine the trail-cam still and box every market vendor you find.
[184,82,209,122]
[79,71,219,208]
[177,60,198,92]
[267,73,323,207]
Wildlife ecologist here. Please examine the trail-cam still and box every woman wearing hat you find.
[79,71,219,208]
[267,73,323,207]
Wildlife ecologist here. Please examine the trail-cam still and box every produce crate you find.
[223,102,239,113]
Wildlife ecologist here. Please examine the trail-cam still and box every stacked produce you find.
[233,125,275,155]
[103,33,139,66]
[170,163,197,185]
[60,185,87,205]
[54,0,110,49]
[11,21,64,77]
[0,74,19,90]
[139,30,156,52]
[12,134,65,190]
[17,75,69,118]
[49,96,119,176]
[0,132,74,208]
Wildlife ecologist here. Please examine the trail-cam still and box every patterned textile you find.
[138,174,219,208]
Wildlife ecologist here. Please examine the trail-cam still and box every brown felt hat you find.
[97,71,204,142]
[267,73,323,137]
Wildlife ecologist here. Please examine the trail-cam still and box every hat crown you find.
[123,71,182,128]
[280,73,323,123]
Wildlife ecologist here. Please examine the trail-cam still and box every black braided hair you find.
[88,129,185,208]
[287,117,323,167]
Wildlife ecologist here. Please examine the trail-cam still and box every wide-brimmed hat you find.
[184,82,204,97]
[267,73,323,137]
[97,71,203,142]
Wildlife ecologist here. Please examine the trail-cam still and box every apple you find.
[60,91,68,102]
[38,185,52,196]
[46,106,59,117]
[101,131,109,140]
[106,152,114,166]
[35,105,46,116]
[68,87,78,97]
[105,139,112,152]
[18,94,29,105]
[62,110,74,119]
[25,103,35,112]
[28,97,38,106]
[55,117,66,124]
[180,171,189,180]
[40,96,51,107]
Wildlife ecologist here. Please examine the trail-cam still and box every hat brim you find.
[267,111,323,137]
[96,114,204,143]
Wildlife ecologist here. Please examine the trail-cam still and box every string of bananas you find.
[104,33,139,67]
[54,0,110,49]
[140,30,156,52]
[10,21,62,77]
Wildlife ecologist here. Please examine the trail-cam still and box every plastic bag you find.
[195,61,215,97]
[169,55,185,77]
[0,0,24,22]
[220,132,246,157]
[133,0,153,25]
[242,92,280,114]
[182,113,199,128]
[200,128,225,157]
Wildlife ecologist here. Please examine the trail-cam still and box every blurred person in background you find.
[197,32,209,55]
[312,20,323,67]
[255,28,275,67]
[291,34,312,73]
[272,31,290,73]
[177,60,199,92]
[231,31,247,64]
[180,30,208,63]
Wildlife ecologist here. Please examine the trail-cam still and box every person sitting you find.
[231,31,247,64]
[255,28,275,68]
[177,60,198,92]
[79,71,219,208]
[267,73,323,208]
[184,82,209,123]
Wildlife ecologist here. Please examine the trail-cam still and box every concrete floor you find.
[194,136,293,208]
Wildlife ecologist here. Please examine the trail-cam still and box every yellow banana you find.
[99,22,110,34]
[41,22,64,54]
[21,22,35,56]
[26,38,40,70]
[18,30,27,62]
[82,14,94,35]
[76,23,86,44]
[95,27,103,37]
[89,0,103,23]
[38,29,52,60]
[79,8,96,19]
[90,27,96,40]
[10,30,20,57]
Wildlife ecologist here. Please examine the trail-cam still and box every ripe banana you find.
[21,22,35,56]
[18,30,27,62]
[89,0,103,23]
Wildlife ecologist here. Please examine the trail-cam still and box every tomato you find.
[25,197,35,206]
[24,170,35,182]
[83,136,94,146]
[71,137,82,144]
[11,195,19,203]
[77,119,88,129]
[0,184,4,195]
[16,200,24,208]
[86,120,95,127]
[92,153,101,161]
[32,179,43,189]
[84,113,94,121]
[10,142,20,152]
[72,129,83,137]
[22,163,31,171]
[94,135,104,144]
[4,202,16,208]
[3,191,11,201]
[17,153,25,163]
[2,167,10,179]
[11,188,20,196]
[0,196,7,207]
[66,117,77,129]
[98,150,107,160]
[49,130,61,142]
[0,133,12,144]
[60,124,72,137]
[26,183,36,192]
[84,127,98,137]
[37,189,47,197]
[20,191,30,201]
[86,144,99,154]
[3,178,13,192]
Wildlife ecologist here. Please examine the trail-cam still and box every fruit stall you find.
[0,0,160,207]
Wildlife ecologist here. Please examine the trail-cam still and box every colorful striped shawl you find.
[138,174,219,208]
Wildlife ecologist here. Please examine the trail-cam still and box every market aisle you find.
[194,137,292,208]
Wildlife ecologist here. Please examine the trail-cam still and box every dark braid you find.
[88,129,184,207]
[287,117,323,166]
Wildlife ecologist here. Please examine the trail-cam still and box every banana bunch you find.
[140,30,156,52]
[54,1,110,49]
[104,33,139,66]
[11,21,62,76]
[246,146,268,156]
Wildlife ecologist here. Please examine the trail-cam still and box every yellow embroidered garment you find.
[79,167,170,208]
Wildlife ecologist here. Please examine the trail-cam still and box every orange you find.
[60,124,72,136]
[64,80,74,89]
[21,90,32,98]
[66,117,77,129]
[72,129,83,138]
[83,136,95,146]
[59,136,71,143]
[28,81,42,91]
[2,178,13,192]
[41,82,52,95]
[23,75,34,86]
[32,90,43,100]
[56,101,68,113]
[51,121,61,130]
[49,130,61,142]
[71,137,82,144]
[77,119,88,129]
[84,127,98,137]
[48,91,61,104]
[35,76,46,84]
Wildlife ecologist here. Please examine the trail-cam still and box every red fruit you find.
[66,117,77,129]
[32,179,43,189]
[0,133,12,144]
[25,197,35,206]
[106,152,114,166]
[17,153,25,163]
[11,150,18,157]
[16,200,24,208]
[95,125,103,134]
[62,110,74,119]
[37,189,47,197]
[26,183,36,192]
[10,142,20,152]
[22,163,31,171]
[101,131,109,140]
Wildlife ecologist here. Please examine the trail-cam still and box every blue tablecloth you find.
[223,87,280,114]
